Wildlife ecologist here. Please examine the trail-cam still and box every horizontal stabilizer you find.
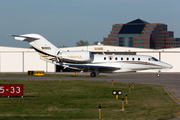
[8,35,40,41]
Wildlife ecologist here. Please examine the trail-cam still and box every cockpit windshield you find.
[149,57,158,61]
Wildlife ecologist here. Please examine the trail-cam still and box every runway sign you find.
[0,84,23,96]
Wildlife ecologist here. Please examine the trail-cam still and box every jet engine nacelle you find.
[58,51,93,63]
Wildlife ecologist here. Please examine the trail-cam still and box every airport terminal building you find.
[0,45,180,73]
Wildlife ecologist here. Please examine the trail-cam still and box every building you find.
[103,19,180,49]
[0,46,55,73]
[1,45,180,73]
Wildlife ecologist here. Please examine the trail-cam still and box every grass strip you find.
[0,80,179,120]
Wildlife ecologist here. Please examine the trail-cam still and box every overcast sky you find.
[0,0,180,48]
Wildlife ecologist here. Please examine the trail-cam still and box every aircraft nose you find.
[164,63,173,69]
[169,64,173,69]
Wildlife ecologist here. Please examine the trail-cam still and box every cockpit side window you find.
[152,57,158,61]
[149,57,158,61]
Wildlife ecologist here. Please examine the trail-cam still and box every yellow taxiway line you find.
[165,86,180,103]
[164,86,180,119]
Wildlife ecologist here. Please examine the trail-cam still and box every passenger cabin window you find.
[104,57,106,60]
[121,57,123,60]
[115,57,118,60]
[109,57,112,60]
[127,58,129,60]
[132,58,134,61]
[138,58,140,61]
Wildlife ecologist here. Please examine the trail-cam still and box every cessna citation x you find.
[9,34,173,77]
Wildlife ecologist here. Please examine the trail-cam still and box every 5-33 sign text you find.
[0,84,23,96]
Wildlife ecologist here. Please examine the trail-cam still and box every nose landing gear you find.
[156,70,161,77]
[156,74,160,77]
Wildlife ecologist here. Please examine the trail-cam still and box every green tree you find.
[93,41,99,45]
[76,40,89,46]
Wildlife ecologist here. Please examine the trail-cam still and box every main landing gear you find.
[90,72,96,77]
[90,69,99,77]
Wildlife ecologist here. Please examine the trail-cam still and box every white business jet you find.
[9,34,173,77]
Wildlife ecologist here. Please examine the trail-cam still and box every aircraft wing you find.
[63,63,120,72]
[62,63,140,73]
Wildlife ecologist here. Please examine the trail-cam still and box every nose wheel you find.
[156,74,160,77]
[156,70,161,77]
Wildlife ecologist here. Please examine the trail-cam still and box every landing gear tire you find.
[156,70,161,77]
[90,72,96,77]
[156,74,160,77]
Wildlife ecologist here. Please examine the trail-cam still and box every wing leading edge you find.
[63,63,121,71]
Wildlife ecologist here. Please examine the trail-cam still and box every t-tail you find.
[9,34,61,61]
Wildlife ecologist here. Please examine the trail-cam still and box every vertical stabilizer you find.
[9,34,60,58]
